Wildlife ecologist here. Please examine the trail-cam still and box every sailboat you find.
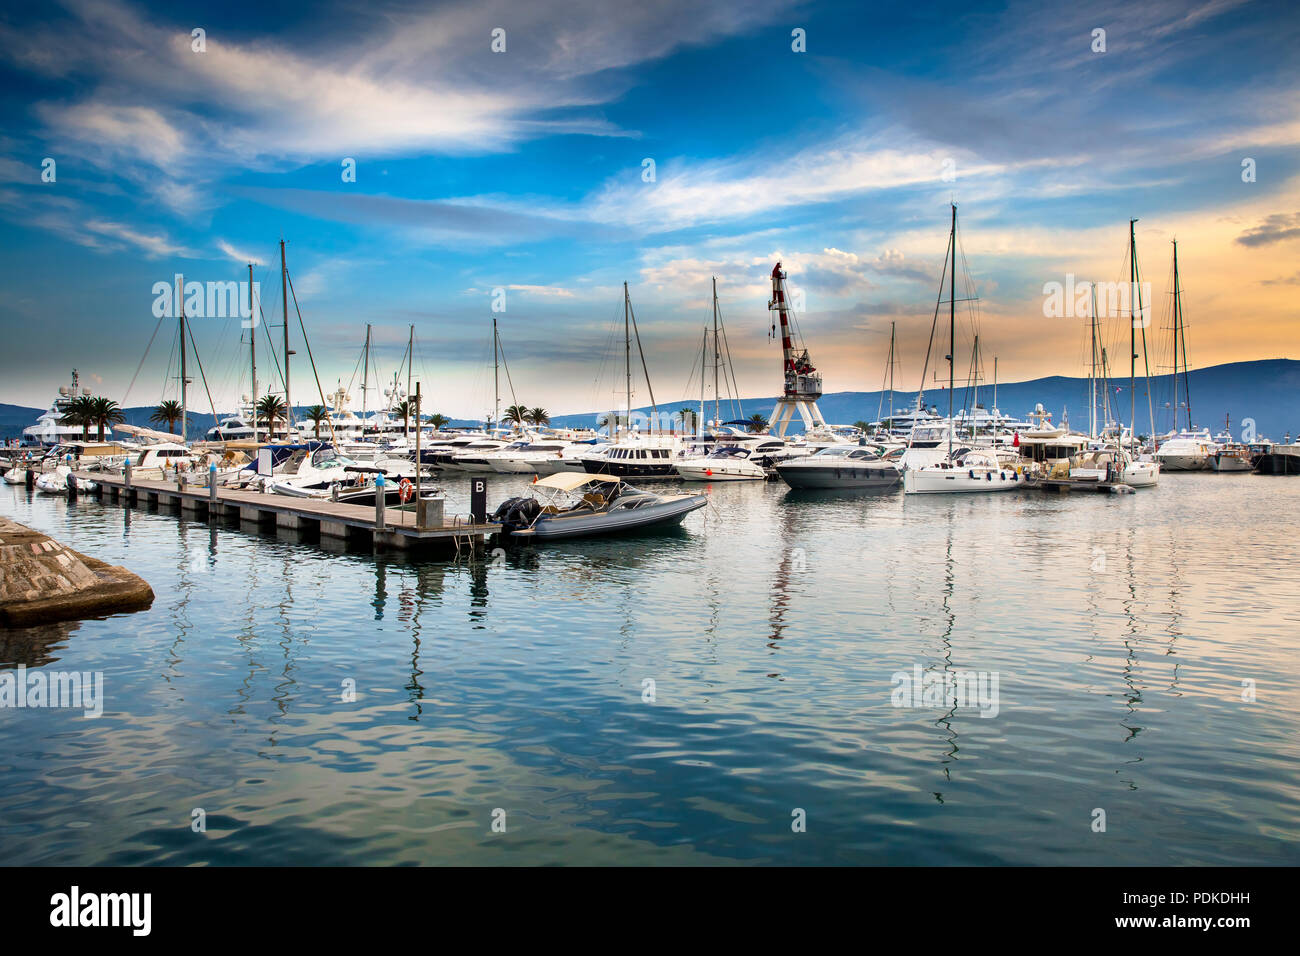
[1116,220,1161,486]
[582,283,681,478]
[903,204,1025,495]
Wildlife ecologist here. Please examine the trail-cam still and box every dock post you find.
[67,473,78,499]
[25,468,34,489]
[375,474,386,531]
[124,458,132,491]
[209,464,218,517]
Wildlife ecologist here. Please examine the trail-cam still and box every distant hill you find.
[5,359,1297,442]
[546,359,1300,440]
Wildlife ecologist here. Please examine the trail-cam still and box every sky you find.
[0,0,1297,421]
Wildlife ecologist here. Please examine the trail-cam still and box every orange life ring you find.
[398,478,414,503]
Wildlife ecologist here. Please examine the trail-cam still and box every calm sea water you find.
[2,473,1298,866]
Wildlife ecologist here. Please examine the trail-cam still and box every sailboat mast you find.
[249,263,257,443]
[1129,219,1137,454]
[179,272,187,442]
[699,326,706,438]
[493,315,500,430]
[1089,284,1098,439]
[362,324,370,417]
[407,324,414,415]
[883,321,894,421]
[624,281,631,441]
[1173,239,1191,431]
[712,276,720,428]
[948,203,956,460]
[280,239,291,428]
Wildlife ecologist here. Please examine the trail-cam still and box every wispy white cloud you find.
[216,240,267,265]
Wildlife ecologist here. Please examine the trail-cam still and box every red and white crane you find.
[766,262,831,437]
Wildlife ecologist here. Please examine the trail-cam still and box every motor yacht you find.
[903,448,1025,494]
[492,473,707,539]
[775,444,903,489]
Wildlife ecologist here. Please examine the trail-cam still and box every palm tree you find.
[60,395,95,441]
[526,407,550,426]
[503,404,529,428]
[427,413,450,431]
[853,420,872,433]
[747,413,767,434]
[678,407,695,434]
[151,400,184,435]
[597,412,623,434]
[304,404,329,439]
[89,397,125,442]
[393,400,414,438]
[257,394,286,438]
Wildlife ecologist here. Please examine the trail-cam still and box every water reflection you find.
[1,473,1298,866]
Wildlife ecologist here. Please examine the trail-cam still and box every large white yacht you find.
[21,370,111,447]
[1155,429,1218,471]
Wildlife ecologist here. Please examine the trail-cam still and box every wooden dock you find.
[1031,477,1135,494]
[72,472,501,553]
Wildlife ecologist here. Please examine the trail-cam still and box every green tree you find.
[427,413,450,431]
[853,420,872,433]
[747,413,768,434]
[503,404,529,427]
[304,404,329,439]
[60,395,95,441]
[150,400,184,435]
[394,400,414,438]
[89,397,125,442]
[678,407,695,433]
[257,394,286,438]
[526,407,550,426]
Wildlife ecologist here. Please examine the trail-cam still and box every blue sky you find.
[0,0,1297,420]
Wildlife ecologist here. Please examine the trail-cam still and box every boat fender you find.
[969,469,976,480]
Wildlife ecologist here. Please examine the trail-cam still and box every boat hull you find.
[676,461,766,481]
[514,494,707,538]
[1156,454,1210,471]
[1254,451,1300,475]
[1209,455,1253,473]
[582,459,680,480]
[1122,462,1160,487]
[776,463,901,490]
[903,466,1023,494]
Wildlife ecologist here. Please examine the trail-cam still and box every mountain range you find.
[4,359,1297,443]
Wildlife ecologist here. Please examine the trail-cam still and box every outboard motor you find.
[490,496,527,527]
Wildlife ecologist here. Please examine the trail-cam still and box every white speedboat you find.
[486,439,583,475]
[127,441,200,478]
[532,442,608,476]
[441,439,511,473]
[903,449,1024,494]
[34,465,97,495]
[1067,445,1158,487]
[676,445,768,481]
[264,447,358,495]
[776,444,902,489]
[492,473,706,539]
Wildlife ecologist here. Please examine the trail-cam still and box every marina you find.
[2,0,1299,914]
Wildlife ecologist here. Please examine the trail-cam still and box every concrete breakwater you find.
[0,516,154,627]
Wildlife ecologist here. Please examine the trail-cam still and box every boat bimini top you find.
[532,472,623,492]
